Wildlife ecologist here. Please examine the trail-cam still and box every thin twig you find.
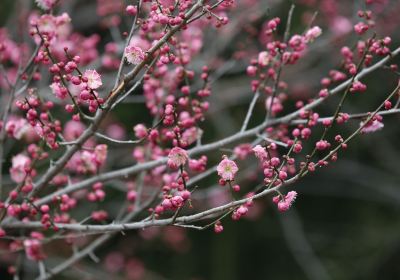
[113,0,143,89]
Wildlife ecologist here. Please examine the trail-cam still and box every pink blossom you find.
[54,12,72,27]
[94,144,108,166]
[214,222,224,233]
[233,143,253,160]
[182,26,203,54]
[104,252,125,273]
[246,65,257,76]
[133,124,148,138]
[273,191,297,212]
[354,22,369,35]
[67,145,107,174]
[232,205,249,220]
[79,151,98,173]
[132,147,145,162]
[24,239,46,261]
[125,45,145,65]
[127,190,137,202]
[83,69,102,89]
[252,145,268,161]
[126,5,137,16]
[181,127,198,147]
[106,123,126,140]
[279,170,287,180]
[360,119,384,133]
[315,140,330,150]
[293,143,302,153]
[217,157,238,181]
[265,97,283,115]
[167,147,189,169]
[50,82,68,99]
[5,118,31,140]
[288,35,306,52]
[188,156,207,172]
[35,15,57,35]
[258,51,270,67]
[127,36,151,51]
[10,154,31,183]
[171,195,184,208]
[63,120,86,141]
[350,81,367,93]
[270,157,280,167]
[331,16,352,36]
[35,0,57,10]
[91,210,108,221]
[305,26,322,42]
[266,17,280,31]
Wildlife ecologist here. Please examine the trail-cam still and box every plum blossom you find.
[252,145,268,161]
[83,69,102,89]
[258,51,270,67]
[126,5,138,16]
[217,156,238,181]
[91,210,108,221]
[265,96,283,115]
[214,222,224,233]
[232,205,249,220]
[94,144,108,166]
[305,26,322,42]
[67,144,108,174]
[63,120,86,141]
[5,118,31,140]
[273,191,297,212]
[35,15,56,34]
[288,35,306,52]
[350,81,367,93]
[32,13,72,44]
[35,0,57,10]
[133,124,148,138]
[78,151,98,174]
[106,123,126,140]
[233,143,253,160]
[331,16,352,36]
[182,26,203,54]
[354,22,369,35]
[125,45,145,65]
[24,239,46,261]
[181,127,199,147]
[50,82,68,99]
[10,154,31,183]
[360,119,384,133]
[167,147,189,169]
[188,156,207,172]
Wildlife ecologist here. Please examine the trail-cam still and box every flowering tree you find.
[0,0,400,278]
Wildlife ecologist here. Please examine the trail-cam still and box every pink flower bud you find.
[126,5,137,16]
[127,190,137,202]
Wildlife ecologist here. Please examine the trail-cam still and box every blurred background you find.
[1,0,400,279]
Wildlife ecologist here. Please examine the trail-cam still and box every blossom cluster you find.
[0,0,399,278]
